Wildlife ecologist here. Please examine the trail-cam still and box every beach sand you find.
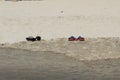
[0,0,120,43]
[0,0,120,79]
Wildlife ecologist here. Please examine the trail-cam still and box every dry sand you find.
[0,0,120,43]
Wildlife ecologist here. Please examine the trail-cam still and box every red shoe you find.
[79,37,85,41]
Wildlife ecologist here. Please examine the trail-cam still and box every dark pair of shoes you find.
[26,36,41,41]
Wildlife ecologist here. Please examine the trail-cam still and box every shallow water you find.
[0,48,120,80]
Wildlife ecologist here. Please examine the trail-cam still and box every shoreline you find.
[0,37,120,61]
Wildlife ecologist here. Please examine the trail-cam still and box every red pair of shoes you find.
[68,36,85,41]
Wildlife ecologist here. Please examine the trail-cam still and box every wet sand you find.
[0,48,120,80]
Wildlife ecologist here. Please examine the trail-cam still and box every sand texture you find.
[0,0,120,79]
[0,0,120,43]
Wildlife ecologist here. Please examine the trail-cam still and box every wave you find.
[0,37,120,60]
